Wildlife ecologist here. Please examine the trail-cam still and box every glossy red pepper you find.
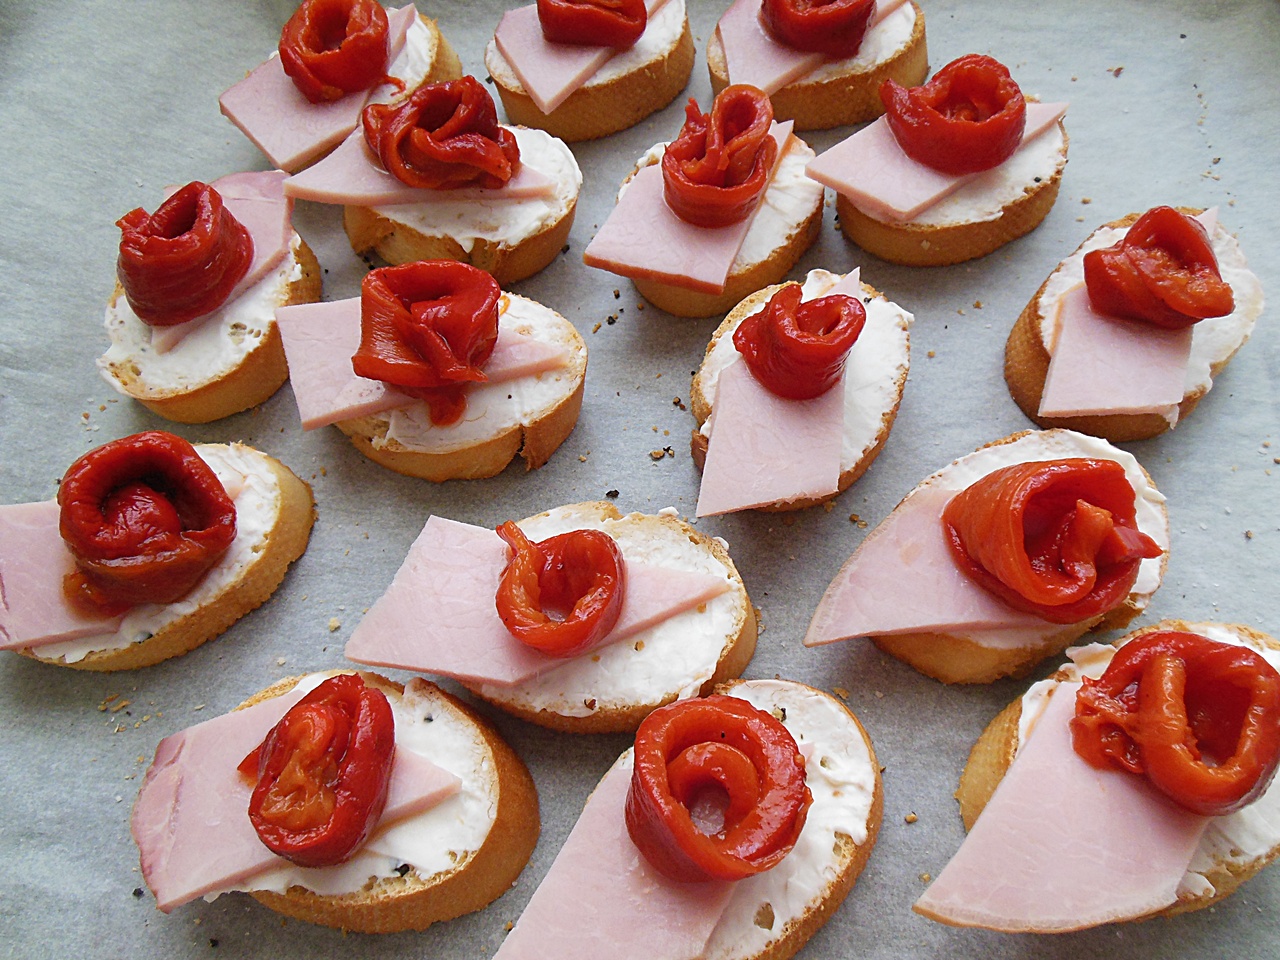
[57,431,237,614]
[941,458,1163,624]
[760,0,876,58]
[1072,631,1280,816]
[1083,207,1235,330]
[116,182,253,327]
[279,0,393,104]
[661,85,778,228]
[239,674,396,867]
[733,284,866,400]
[537,0,647,48]
[880,54,1027,176]
[493,522,626,658]
[626,695,811,882]
[362,76,521,190]
[352,261,501,426]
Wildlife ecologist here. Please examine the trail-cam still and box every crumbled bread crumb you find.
[833,686,850,700]
[328,618,341,632]
[905,813,918,824]
[592,322,602,333]
[920,872,932,883]
[927,350,936,358]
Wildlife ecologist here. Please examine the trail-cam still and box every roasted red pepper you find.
[362,76,521,190]
[494,522,626,658]
[626,695,811,882]
[661,85,778,228]
[1083,207,1235,330]
[880,54,1027,176]
[941,458,1163,625]
[733,284,866,400]
[279,0,394,104]
[58,431,237,614]
[352,261,501,426]
[239,673,396,867]
[760,0,876,58]
[116,182,253,327]
[1072,631,1280,816]
[537,0,647,48]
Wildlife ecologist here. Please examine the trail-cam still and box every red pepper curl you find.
[116,182,253,327]
[1072,631,1280,816]
[58,431,237,614]
[537,0,647,48]
[662,85,778,228]
[881,54,1027,176]
[279,0,393,104]
[760,0,876,58]
[352,261,501,426]
[1084,207,1235,331]
[239,674,396,867]
[362,76,521,190]
[626,695,811,882]
[733,284,866,400]
[942,458,1163,625]
[493,522,626,658]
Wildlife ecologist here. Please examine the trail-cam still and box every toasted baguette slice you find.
[334,293,586,481]
[23,444,314,671]
[484,1,695,142]
[467,502,757,734]
[344,126,581,286]
[706,1,927,131]
[98,237,322,424]
[239,672,539,933]
[956,620,1280,920]
[689,269,911,512]
[1004,209,1263,442]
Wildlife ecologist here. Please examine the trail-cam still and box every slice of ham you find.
[132,680,461,913]
[582,121,794,295]
[149,170,295,354]
[282,127,557,206]
[493,757,734,960]
[345,516,732,687]
[914,681,1209,931]
[806,101,1068,222]
[275,297,569,430]
[716,0,909,95]
[493,0,670,115]
[218,6,416,172]
[696,270,865,517]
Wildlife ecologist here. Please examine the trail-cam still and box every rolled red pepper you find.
[941,458,1163,624]
[494,521,626,658]
[239,673,396,867]
[880,54,1027,176]
[537,0,647,48]
[760,0,876,58]
[362,76,521,190]
[661,85,778,228]
[352,261,501,426]
[116,182,254,327]
[279,0,394,104]
[1083,207,1235,330]
[1072,631,1280,816]
[58,431,237,614]
[626,695,811,882]
[733,284,866,400]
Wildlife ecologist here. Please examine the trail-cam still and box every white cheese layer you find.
[794,1,917,84]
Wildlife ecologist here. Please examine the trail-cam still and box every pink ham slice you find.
[275,297,569,430]
[492,0,670,115]
[149,170,295,354]
[132,681,461,913]
[914,681,1209,931]
[805,101,1068,222]
[696,270,865,517]
[492,758,734,960]
[716,0,910,95]
[218,6,416,173]
[582,121,794,295]
[345,516,732,686]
